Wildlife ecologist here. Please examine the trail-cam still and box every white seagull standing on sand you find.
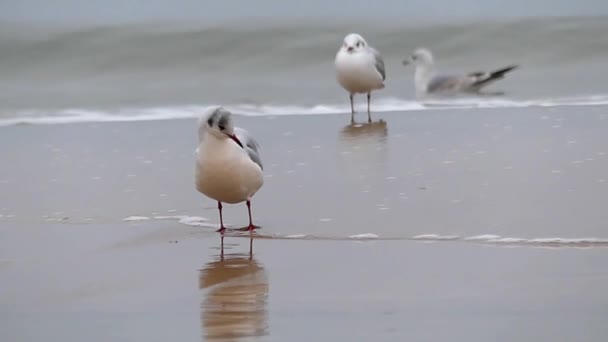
[195,106,264,233]
[402,47,518,98]
[335,33,386,123]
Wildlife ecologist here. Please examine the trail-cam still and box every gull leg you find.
[367,92,372,123]
[216,201,226,233]
[246,200,258,231]
[350,93,355,124]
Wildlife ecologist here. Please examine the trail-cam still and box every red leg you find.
[246,200,259,231]
[216,201,226,233]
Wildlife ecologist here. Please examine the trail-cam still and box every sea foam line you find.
[2,94,608,127]
[126,215,608,248]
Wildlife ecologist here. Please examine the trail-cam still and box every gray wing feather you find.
[370,47,386,80]
[234,127,263,170]
[245,148,263,171]
[427,75,462,93]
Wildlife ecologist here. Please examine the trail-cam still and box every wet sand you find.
[2,106,608,340]
[1,106,608,239]
[2,222,608,341]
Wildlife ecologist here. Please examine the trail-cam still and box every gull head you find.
[198,106,242,147]
[341,33,368,54]
[403,48,434,67]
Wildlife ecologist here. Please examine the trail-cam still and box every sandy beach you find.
[2,222,608,341]
[1,106,608,341]
[3,3,608,340]
[1,106,607,238]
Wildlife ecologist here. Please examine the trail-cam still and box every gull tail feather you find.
[488,65,518,79]
[473,65,518,88]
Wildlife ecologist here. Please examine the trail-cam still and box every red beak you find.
[347,46,354,52]
[228,134,243,148]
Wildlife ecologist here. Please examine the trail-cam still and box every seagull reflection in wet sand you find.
[340,119,388,141]
[338,119,389,183]
[199,237,269,341]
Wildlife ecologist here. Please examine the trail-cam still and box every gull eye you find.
[207,118,213,126]
[218,117,229,131]
[356,42,361,47]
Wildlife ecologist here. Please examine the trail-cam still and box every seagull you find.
[402,47,518,98]
[195,106,264,233]
[335,33,386,123]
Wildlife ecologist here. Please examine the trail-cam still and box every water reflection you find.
[340,119,388,142]
[199,237,269,341]
[338,120,389,181]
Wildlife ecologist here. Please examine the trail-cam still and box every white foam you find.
[124,214,214,228]
[0,107,197,127]
[177,216,209,226]
[412,234,459,240]
[153,215,190,220]
[349,233,379,239]
[487,237,528,244]
[3,94,608,127]
[464,234,502,241]
[123,216,150,221]
[465,236,608,246]
[285,234,308,239]
[528,237,608,244]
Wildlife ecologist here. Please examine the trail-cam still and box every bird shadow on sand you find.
[199,236,269,341]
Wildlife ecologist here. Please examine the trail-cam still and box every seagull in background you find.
[335,33,386,123]
[195,106,264,233]
[403,47,518,98]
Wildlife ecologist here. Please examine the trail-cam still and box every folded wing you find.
[234,127,263,171]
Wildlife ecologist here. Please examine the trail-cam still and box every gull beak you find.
[227,133,243,148]
[347,46,354,53]
[402,59,410,66]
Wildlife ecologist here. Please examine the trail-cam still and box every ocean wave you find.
[2,94,608,127]
[2,16,607,72]
[1,16,607,111]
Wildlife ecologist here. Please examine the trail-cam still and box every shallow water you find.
[1,105,607,244]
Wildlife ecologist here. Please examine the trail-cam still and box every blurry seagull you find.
[402,47,518,98]
[335,33,386,123]
[195,106,264,232]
